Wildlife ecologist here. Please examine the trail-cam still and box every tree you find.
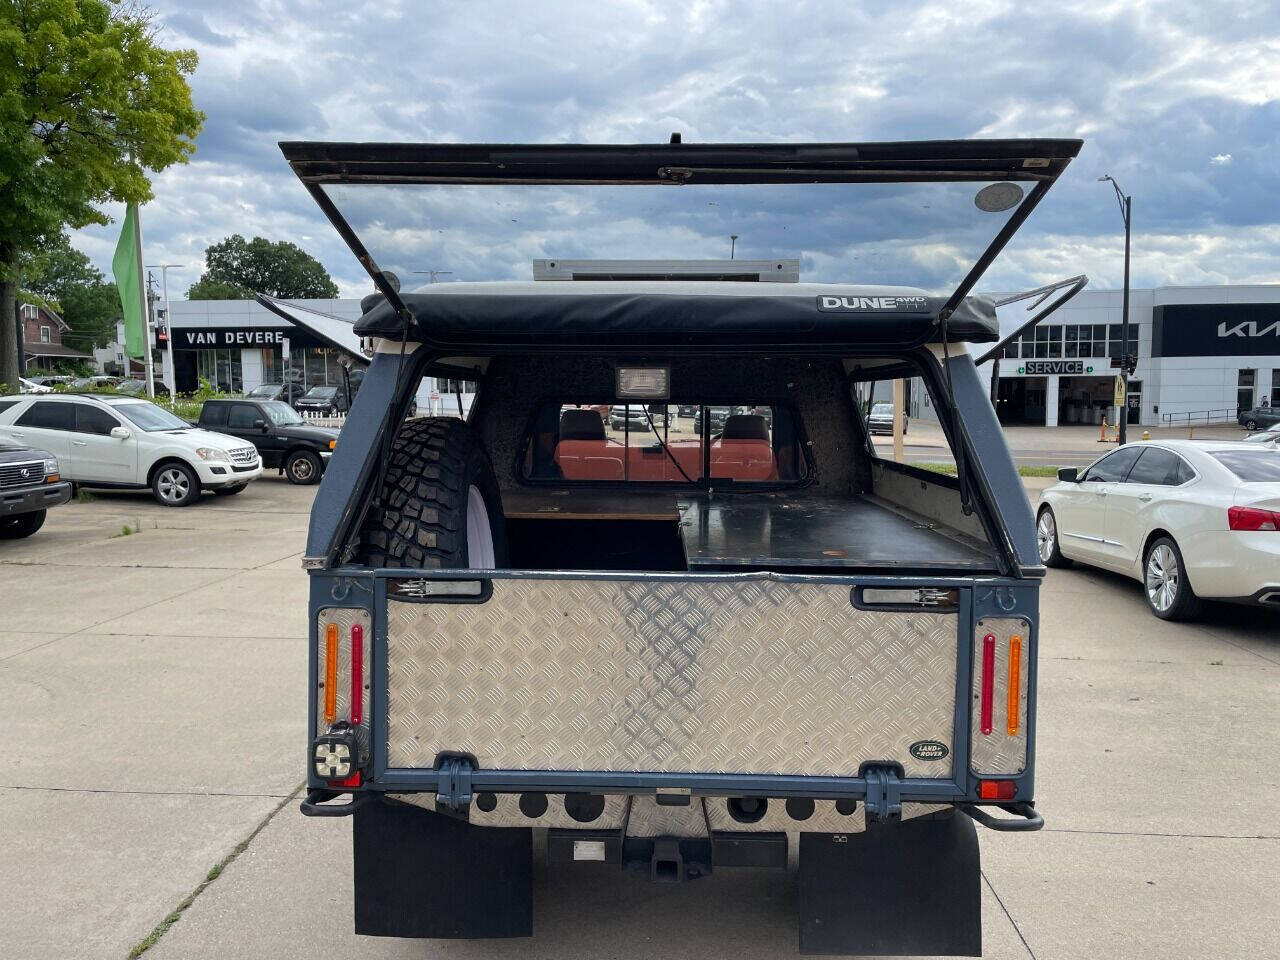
[187,234,339,299]
[185,276,252,300]
[0,0,202,386]
[26,234,119,351]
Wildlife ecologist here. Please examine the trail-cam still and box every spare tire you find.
[360,418,507,569]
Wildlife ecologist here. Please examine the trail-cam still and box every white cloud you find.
[66,0,1280,300]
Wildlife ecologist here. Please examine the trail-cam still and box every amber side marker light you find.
[1007,634,1023,736]
[323,622,338,725]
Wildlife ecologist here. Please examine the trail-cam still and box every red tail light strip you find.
[980,633,996,736]
[350,623,364,726]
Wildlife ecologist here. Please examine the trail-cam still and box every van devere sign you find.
[182,329,287,347]
[1153,303,1280,357]
[172,328,289,349]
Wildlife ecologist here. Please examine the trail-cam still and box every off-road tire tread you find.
[359,418,505,569]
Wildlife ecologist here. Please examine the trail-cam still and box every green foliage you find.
[185,276,253,301]
[189,234,339,299]
[26,235,120,350]
[0,0,203,384]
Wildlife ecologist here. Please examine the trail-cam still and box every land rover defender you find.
[287,137,1083,955]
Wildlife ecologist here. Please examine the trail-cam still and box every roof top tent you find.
[285,138,1084,956]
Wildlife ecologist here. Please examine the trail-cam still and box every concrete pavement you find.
[2,471,1277,959]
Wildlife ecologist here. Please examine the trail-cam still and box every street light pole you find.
[1099,175,1132,445]
[147,264,182,397]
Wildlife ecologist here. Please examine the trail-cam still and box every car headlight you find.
[195,447,231,462]
[43,458,58,475]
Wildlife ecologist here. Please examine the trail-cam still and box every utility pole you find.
[143,270,156,398]
[147,264,182,396]
[1099,175,1132,444]
[412,270,453,284]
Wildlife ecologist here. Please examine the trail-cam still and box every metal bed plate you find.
[386,577,958,778]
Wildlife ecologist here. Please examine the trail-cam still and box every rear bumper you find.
[1187,532,1280,598]
[1,481,71,516]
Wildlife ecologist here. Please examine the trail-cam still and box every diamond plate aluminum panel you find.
[386,578,958,777]
[316,608,371,738]
[970,617,1030,775]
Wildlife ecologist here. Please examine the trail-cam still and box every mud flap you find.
[353,797,532,939]
[798,812,981,956]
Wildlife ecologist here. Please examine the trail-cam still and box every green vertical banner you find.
[112,203,146,358]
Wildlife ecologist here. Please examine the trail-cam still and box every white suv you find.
[0,394,263,506]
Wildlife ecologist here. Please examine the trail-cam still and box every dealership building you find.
[976,284,1280,427]
[151,279,1278,429]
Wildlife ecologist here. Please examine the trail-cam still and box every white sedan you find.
[1036,439,1280,620]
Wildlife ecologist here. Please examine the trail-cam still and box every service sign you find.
[1022,360,1086,375]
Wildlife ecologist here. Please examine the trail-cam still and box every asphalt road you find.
[2,472,1277,959]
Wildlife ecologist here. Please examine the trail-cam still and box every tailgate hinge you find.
[435,755,475,814]
[862,764,903,824]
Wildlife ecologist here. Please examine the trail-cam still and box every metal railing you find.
[1160,408,1237,426]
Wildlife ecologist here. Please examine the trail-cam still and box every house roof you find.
[24,342,92,359]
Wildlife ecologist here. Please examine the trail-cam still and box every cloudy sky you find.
[72,0,1280,299]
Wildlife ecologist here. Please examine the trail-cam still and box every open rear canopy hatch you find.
[280,137,1082,350]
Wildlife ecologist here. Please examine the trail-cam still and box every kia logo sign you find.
[1218,320,1280,339]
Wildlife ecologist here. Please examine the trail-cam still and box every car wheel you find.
[0,510,46,539]
[1245,419,1257,430]
[359,419,507,569]
[1036,507,1071,568]
[152,462,200,507]
[285,449,322,485]
[1144,536,1202,621]
[213,484,247,496]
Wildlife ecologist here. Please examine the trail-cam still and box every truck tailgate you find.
[381,574,961,779]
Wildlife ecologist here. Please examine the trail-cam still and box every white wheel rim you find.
[466,485,496,569]
[158,468,190,502]
[1146,544,1178,612]
[1036,512,1056,562]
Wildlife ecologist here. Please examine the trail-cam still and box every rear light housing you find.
[315,609,372,786]
[1228,505,1280,531]
[971,618,1030,781]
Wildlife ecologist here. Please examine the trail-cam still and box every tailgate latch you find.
[435,755,476,814]
[862,764,903,824]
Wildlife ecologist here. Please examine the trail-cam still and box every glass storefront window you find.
[196,349,243,392]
